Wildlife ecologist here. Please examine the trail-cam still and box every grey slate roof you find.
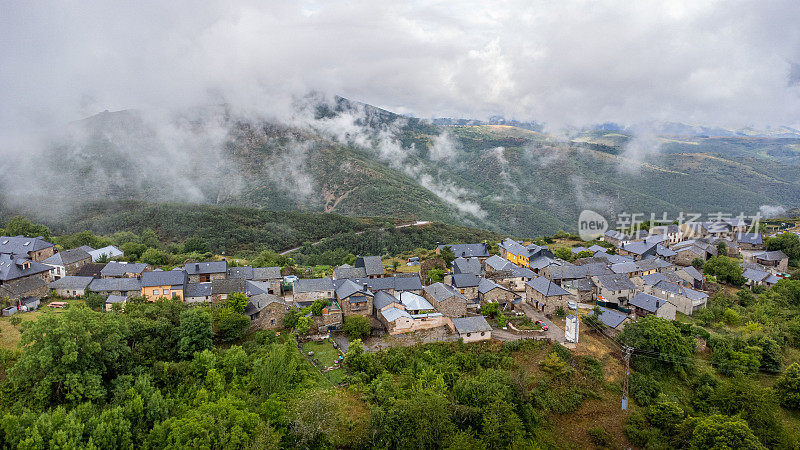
[424,282,466,302]
[629,293,671,313]
[245,294,285,316]
[680,266,704,281]
[227,266,255,279]
[486,254,512,271]
[0,277,47,298]
[393,274,424,292]
[211,278,265,296]
[594,274,637,291]
[106,294,127,304]
[478,277,508,295]
[526,276,570,297]
[335,279,373,299]
[50,276,94,290]
[635,258,673,272]
[597,307,628,328]
[381,307,412,323]
[453,257,482,275]
[0,235,54,257]
[140,270,188,288]
[620,241,658,256]
[293,277,334,293]
[0,254,52,282]
[604,230,628,241]
[253,267,282,280]
[570,246,589,254]
[639,272,680,286]
[588,244,608,253]
[333,264,367,280]
[653,280,708,301]
[736,233,763,245]
[440,243,490,258]
[743,268,769,283]
[101,261,148,277]
[185,282,212,298]
[355,256,384,277]
[43,248,91,266]
[89,277,141,292]
[373,291,400,310]
[452,315,492,334]
[184,260,227,275]
[451,273,481,288]
[656,245,677,258]
[754,250,788,261]
[611,262,639,274]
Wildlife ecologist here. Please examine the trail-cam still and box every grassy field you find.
[302,338,346,384]
[0,299,85,350]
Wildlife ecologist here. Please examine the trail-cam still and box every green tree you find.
[310,298,328,316]
[140,248,167,266]
[775,363,800,410]
[295,316,312,335]
[619,315,695,372]
[283,308,302,329]
[426,267,445,283]
[83,291,108,310]
[178,307,213,358]
[717,241,728,256]
[120,242,147,260]
[343,315,371,340]
[691,257,705,271]
[765,232,800,265]
[440,246,455,268]
[690,414,764,449]
[183,237,208,253]
[4,216,51,239]
[213,292,251,342]
[554,247,574,261]
[704,256,746,286]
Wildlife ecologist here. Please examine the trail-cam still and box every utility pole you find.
[622,345,633,411]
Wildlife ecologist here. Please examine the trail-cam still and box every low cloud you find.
[760,205,787,218]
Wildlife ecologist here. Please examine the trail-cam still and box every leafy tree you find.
[140,248,167,266]
[295,316,312,335]
[691,257,705,271]
[83,291,108,310]
[690,414,764,449]
[251,250,292,268]
[439,246,455,268]
[554,247,574,261]
[138,228,161,248]
[343,315,371,340]
[283,308,302,329]
[703,256,746,286]
[182,237,208,253]
[178,307,213,358]
[775,363,800,410]
[426,267,445,283]
[481,302,499,318]
[310,298,328,316]
[4,216,51,239]
[765,232,800,264]
[717,241,728,256]
[120,242,146,260]
[213,293,250,342]
[619,315,695,372]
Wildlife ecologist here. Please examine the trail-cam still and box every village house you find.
[0,253,52,287]
[355,256,385,278]
[602,230,629,247]
[478,277,515,307]
[595,306,630,337]
[649,224,684,245]
[749,250,789,273]
[450,315,492,342]
[88,277,141,298]
[140,270,188,301]
[438,242,492,266]
[292,277,334,304]
[0,235,56,262]
[651,280,708,315]
[498,238,556,271]
[736,233,764,251]
[450,273,481,300]
[592,274,638,309]
[104,294,127,311]
[452,257,482,275]
[484,255,536,291]
[423,282,468,317]
[42,248,92,279]
[227,266,283,295]
[617,241,658,260]
[562,277,595,303]
[629,292,677,320]
[675,266,704,290]
[335,279,374,316]
[340,274,424,297]
[49,275,94,298]
[741,268,780,288]
[374,291,447,335]
[211,278,266,302]
[184,260,228,283]
[88,245,124,262]
[184,282,212,303]
[246,294,288,329]
[0,277,49,302]
[332,264,367,280]
[672,239,718,266]
[526,276,571,314]
[101,261,149,278]
[75,262,105,278]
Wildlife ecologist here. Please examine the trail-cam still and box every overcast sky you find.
[3,0,800,132]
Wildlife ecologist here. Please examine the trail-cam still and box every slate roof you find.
[49,276,94,290]
[743,268,769,283]
[398,291,433,311]
[0,235,54,257]
[227,266,255,279]
[604,230,628,241]
[620,241,658,256]
[373,291,401,310]
[101,261,148,277]
[333,265,367,279]
[293,277,334,293]
[597,307,628,328]
[453,257,482,275]
[440,243,490,258]
[478,277,508,295]
[75,263,105,278]
[393,274,424,292]
[650,224,681,235]
[639,272,679,286]
[106,294,127,304]
[611,262,639,274]
[245,294,285,316]
[43,248,91,266]
[526,276,570,297]
[185,282,212,298]
[451,273,481,288]
[335,279,373,299]
[89,277,141,292]
[184,260,228,275]
[140,270,188,288]
[355,256,384,277]
[486,254,512,271]
[594,274,637,291]
[754,250,788,261]
[736,233,763,245]
[629,293,671,313]
[0,277,47,298]
[656,245,677,258]
[570,246,589,254]
[764,275,781,285]
[635,258,673,272]
[653,281,708,301]
[381,307,412,323]
[0,254,52,282]
[680,266,704,281]
[588,244,608,253]
[253,267,282,280]
[211,278,265,296]
[529,255,561,270]
[451,315,492,334]
[424,282,466,302]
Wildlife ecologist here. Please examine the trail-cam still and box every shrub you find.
[587,427,613,447]
[343,315,371,340]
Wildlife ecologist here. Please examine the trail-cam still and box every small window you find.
[153,289,159,296]
[270,319,276,325]
[481,331,485,336]
[466,332,471,337]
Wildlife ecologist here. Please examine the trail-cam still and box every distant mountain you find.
[3,97,800,237]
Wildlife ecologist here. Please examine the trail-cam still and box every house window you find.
[270,319,276,325]
[466,332,471,337]
[481,332,485,336]
[153,289,160,296]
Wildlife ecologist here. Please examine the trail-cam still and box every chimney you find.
[363,283,369,292]
[195,263,200,270]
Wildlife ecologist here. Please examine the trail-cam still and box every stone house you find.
[88,277,142,298]
[629,292,677,321]
[184,260,228,283]
[736,233,764,251]
[423,282,468,318]
[452,257,482,275]
[101,261,149,278]
[246,294,288,329]
[450,273,481,300]
[478,278,514,307]
[0,235,56,262]
[335,279,374,317]
[450,316,492,343]
[591,274,637,309]
[210,278,266,302]
[525,276,571,314]
[651,280,708,315]
[184,282,212,303]
[0,277,49,302]
[438,242,492,266]
[140,270,188,301]
[292,278,335,304]
[0,254,52,287]
[649,224,683,245]
[49,276,94,298]
[355,256,386,278]
[750,250,789,273]
[42,248,92,279]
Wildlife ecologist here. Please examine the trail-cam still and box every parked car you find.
[535,319,548,331]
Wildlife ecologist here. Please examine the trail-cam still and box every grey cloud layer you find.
[2,0,800,134]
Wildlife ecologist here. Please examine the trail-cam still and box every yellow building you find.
[140,270,188,301]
